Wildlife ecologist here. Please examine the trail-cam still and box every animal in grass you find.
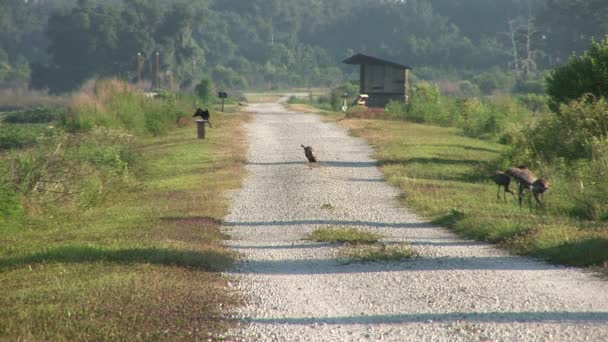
[489,170,515,202]
[301,145,317,163]
[193,108,212,127]
[506,166,549,208]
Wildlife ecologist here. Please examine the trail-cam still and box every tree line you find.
[0,0,606,93]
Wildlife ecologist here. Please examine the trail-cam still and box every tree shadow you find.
[424,144,503,154]
[247,311,608,325]
[223,219,434,229]
[537,238,608,268]
[0,245,233,271]
[381,157,487,167]
[231,255,561,275]
[247,161,378,168]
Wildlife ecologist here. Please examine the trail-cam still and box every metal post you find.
[137,52,142,84]
[221,97,225,112]
[155,52,160,90]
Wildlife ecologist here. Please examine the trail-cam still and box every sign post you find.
[218,91,228,112]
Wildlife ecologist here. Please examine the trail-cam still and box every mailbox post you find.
[218,91,228,112]
[195,119,208,139]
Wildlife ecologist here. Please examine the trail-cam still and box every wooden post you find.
[404,68,410,104]
[196,120,207,139]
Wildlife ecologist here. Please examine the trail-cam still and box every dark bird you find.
[301,145,317,163]
[507,166,548,208]
[489,171,515,202]
[193,108,212,127]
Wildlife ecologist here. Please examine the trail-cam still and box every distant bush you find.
[472,71,515,95]
[513,79,544,95]
[3,107,64,124]
[517,93,549,114]
[0,124,56,150]
[194,78,213,104]
[330,83,358,111]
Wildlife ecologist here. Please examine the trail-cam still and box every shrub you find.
[3,107,64,124]
[194,78,213,104]
[472,71,514,95]
[0,124,56,150]
[546,36,608,111]
[405,82,449,124]
[0,161,23,225]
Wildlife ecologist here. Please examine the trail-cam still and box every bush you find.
[0,161,23,226]
[514,97,608,162]
[472,71,515,95]
[405,82,450,124]
[330,83,358,111]
[0,124,56,150]
[194,78,213,104]
[3,107,64,124]
[546,36,608,111]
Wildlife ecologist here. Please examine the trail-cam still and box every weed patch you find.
[308,227,382,244]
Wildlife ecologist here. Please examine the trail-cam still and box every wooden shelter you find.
[343,53,411,108]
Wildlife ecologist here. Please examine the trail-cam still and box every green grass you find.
[337,243,418,264]
[308,227,382,244]
[339,117,608,271]
[0,112,248,340]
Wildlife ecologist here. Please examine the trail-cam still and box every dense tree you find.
[1,0,605,92]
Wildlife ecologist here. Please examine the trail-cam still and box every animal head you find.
[533,178,549,194]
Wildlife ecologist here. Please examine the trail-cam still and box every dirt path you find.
[222,101,608,341]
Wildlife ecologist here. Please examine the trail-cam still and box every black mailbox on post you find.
[218,91,228,112]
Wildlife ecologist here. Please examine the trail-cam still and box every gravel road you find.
[222,100,608,341]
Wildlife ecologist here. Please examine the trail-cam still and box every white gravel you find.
[222,101,608,341]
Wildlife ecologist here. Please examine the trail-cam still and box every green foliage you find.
[0,161,23,226]
[194,79,213,104]
[546,36,608,111]
[329,83,358,111]
[0,124,55,150]
[2,107,63,124]
[61,79,185,136]
[308,227,382,245]
[406,82,449,124]
[509,97,608,162]
[472,71,515,95]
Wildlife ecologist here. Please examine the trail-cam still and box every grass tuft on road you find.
[308,227,382,244]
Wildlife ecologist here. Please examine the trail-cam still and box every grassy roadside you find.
[337,117,608,272]
[0,111,248,340]
[287,101,607,272]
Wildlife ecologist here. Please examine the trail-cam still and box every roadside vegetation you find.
[308,227,381,245]
[0,79,247,339]
[300,38,608,272]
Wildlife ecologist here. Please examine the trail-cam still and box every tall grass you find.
[62,79,188,135]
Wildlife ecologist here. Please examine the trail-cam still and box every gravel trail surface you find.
[223,101,608,341]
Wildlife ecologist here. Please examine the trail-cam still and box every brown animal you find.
[301,145,317,162]
[489,171,515,202]
[507,166,549,208]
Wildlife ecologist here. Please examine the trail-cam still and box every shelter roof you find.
[343,53,412,70]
